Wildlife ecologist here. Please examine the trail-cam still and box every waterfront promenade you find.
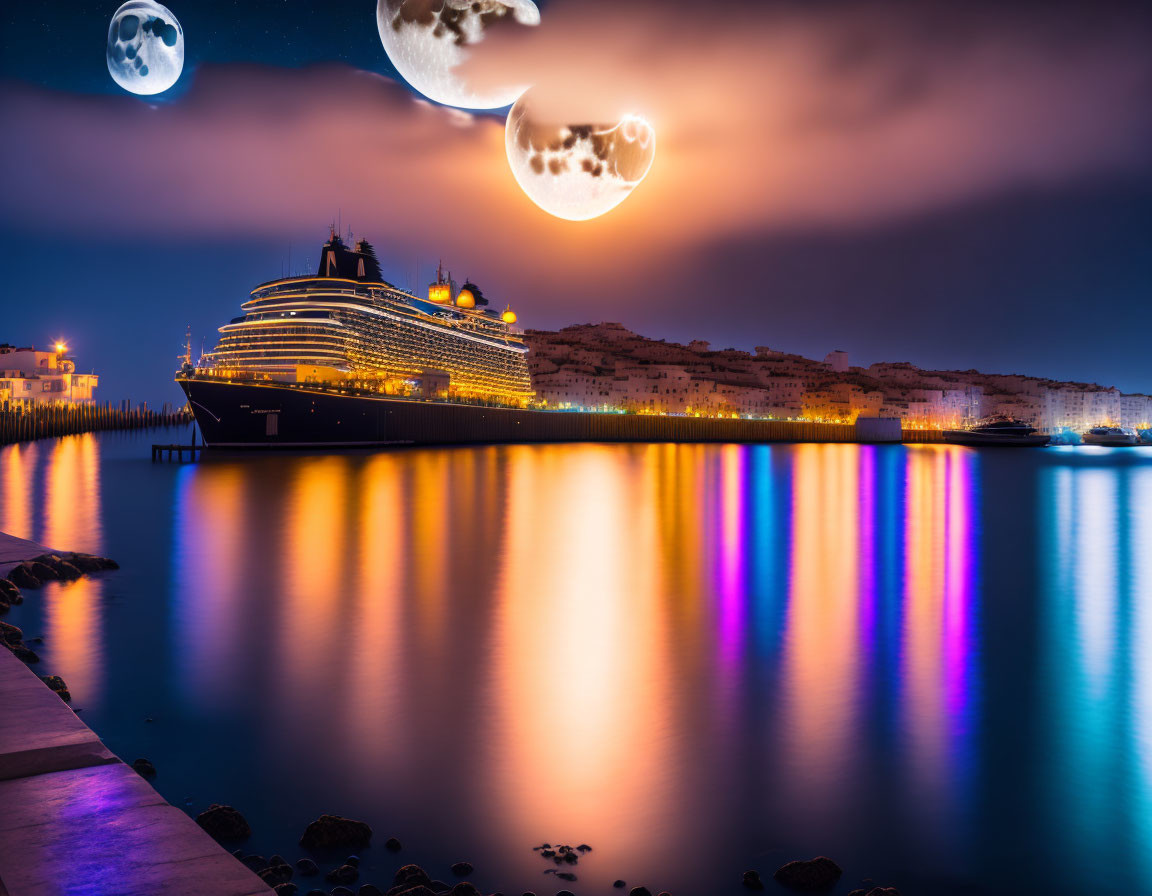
[0,530,269,896]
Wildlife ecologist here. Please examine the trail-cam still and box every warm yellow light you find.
[502,308,518,324]
[55,342,67,353]
[456,289,475,309]
[428,283,451,304]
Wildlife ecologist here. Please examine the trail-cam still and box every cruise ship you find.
[178,231,536,446]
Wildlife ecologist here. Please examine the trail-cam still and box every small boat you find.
[1081,426,1139,446]
[942,418,1050,447]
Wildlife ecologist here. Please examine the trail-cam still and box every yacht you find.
[942,418,1050,447]
[1081,426,1139,446]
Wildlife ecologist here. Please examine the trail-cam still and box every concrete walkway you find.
[0,531,55,580]
[0,645,270,895]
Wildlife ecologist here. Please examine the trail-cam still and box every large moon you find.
[376,0,539,109]
[506,91,656,221]
[106,1,184,96]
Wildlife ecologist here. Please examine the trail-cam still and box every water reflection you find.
[1042,456,1152,886]
[33,433,1152,893]
[0,434,106,700]
[161,442,992,886]
[902,448,978,855]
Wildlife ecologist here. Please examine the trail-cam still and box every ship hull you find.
[941,430,1050,447]
[1081,434,1138,446]
[177,377,873,448]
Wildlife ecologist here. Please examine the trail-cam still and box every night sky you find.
[1,0,1149,407]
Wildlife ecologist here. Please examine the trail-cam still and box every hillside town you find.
[524,322,1152,432]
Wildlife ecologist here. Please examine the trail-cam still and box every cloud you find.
[463,0,1152,233]
[0,0,1148,282]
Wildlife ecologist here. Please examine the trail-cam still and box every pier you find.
[0,402,191,447]
[151,443,203,462]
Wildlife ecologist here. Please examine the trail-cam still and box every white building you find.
[0,344,99,405]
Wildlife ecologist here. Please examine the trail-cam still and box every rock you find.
[35,556,82,580]
[26,561,58,582]
[274,884,298,896]
[65,553,105,573]
[385,837,403,852]
[258,864,294,886]
[232,848,244,858]
[305,891,326,896]
[327,865,359,885]
[196,804,251,841]
[387,887,437,896]
[557,872,576,881]
[299,814,372,849]
[773,857,842,891]
[7,565,41,589]
[576,844,592,853]
[613,882,627,889]
[131,758,157,777]
[270,854,288,867]
[241,855,267,870]
[629,888,651,896]
[0,621,22,645]
[848,889,900,896]
[60,552,118,571]
[358,887,384,896]
[393,865,432,889]
[557,891,576,896]
[0,595,9,613]
[0,578,20,601]
[9,642,39,663]
[332,888,356,896]
[295,858,319,876]
[741,870,764,890]
[450,862,473,877]
[345,855,361,867]
[450,885,480,896]
[39,674,71,701]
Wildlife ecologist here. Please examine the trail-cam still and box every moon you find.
[106,1,184,96]
[376,0,539,109]
[505,91,656,221]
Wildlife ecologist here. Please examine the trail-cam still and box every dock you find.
[151,443,203,462]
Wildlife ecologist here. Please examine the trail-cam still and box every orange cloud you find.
[1,0,1148,285]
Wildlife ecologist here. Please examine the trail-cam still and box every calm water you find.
[2,430,1151,896]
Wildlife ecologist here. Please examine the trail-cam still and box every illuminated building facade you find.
[525,323,1152,430]
[199,233,533,405]
[0,344,98,405]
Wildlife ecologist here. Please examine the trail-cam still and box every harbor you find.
[3,429,1152,895]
